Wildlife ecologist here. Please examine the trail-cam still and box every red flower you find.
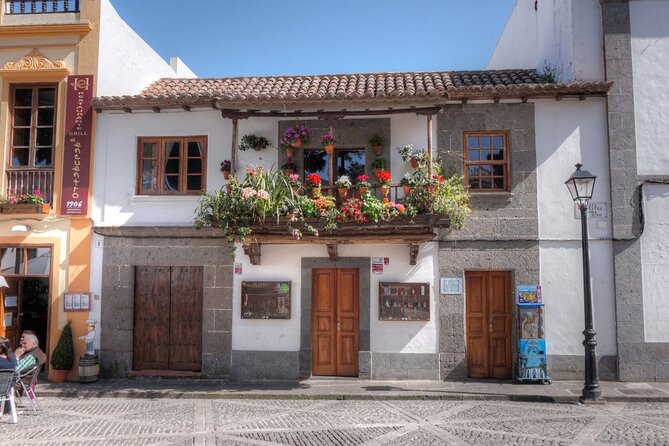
[375,170,392,185]
[306,173,322,187]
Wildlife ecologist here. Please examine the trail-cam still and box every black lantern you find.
[565,163,602,402]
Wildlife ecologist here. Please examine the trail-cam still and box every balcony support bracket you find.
[243,243,262,265]
[327,244,338,262]
[408,244,419,265]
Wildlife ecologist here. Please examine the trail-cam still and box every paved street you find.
[0,397,667,445]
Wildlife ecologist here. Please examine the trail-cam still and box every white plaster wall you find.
[641,184,669,342]
[535,99,611,241]
[540,241,616,355]
[232,243,439,354]
[570,0,605,81]
[487,0,538,70]
[236,118,281,176]
[631,0,669,176]
[92,109,230,226]
[97,0,191,96]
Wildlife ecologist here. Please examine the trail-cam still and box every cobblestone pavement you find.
[0,398,667,445]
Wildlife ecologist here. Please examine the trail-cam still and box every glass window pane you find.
[26,248,51,275]
[480,137,491,149]
[493,177,505,189]
[143,142,156,158]
[493,165,504,176]
[165,159,179,175]
[467,136,478,149]
[187,175,202,191]
[468,166,479,177]
[481,178,492,189]
[469,178,480,189]
[35,147,52,166]
[336,149,365,180]
[37,128,53,146]
[14,108,32,127]
[141,160,157,192]
[304,150,329,186]
[493,149,504,160]
[187,141,202,158]
[481,165,493,176]
[165,142,180,158]
[38,88,55,106]
[468,150,479,161]
[187,159,202,174]
[480,149,491,161]
[493,136,504,148]
[14,89,32,107]
[11,148,29,166]
[164,175,179,191]
[1,248,21,275]
[37,108,54,126]
[13,128,30,146]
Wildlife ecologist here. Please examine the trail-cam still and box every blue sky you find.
[111,0,516,78]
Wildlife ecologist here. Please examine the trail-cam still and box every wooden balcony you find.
[5,169,54,205]
[3,0,79,14]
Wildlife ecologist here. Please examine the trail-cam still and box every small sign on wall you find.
[64,292,92,312]
[371,257,384,274]
[440,278,463,295]
[574,202,607,219]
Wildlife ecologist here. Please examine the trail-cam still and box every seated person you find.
[0,338,16,370]
[15,331,46,373]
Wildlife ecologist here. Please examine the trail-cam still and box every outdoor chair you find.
[0,369,18,424]
[15,364,41,413]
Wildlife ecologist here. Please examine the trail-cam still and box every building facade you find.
[0,0,192,380]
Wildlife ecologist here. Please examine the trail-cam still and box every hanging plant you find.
[281,125,312,149]
[239,134,271,151]
[321,133,336,155]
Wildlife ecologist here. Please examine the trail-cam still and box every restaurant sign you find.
[60,75,94,215]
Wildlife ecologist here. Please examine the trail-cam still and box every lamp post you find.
[565,163,602,402]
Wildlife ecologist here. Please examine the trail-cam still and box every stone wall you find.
[99,230,233,378]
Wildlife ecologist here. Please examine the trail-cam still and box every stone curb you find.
[37,390,669,403]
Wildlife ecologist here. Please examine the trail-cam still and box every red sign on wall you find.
[60,75,94,215]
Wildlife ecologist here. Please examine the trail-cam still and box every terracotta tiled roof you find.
[93,70,611,111]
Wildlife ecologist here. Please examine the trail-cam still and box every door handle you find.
[489,319,493,331]
[337,318,340,330]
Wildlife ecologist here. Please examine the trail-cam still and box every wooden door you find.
[169,266,202,370]
[312,268,359,376]
[133,266,202,371]
[465,271,512,379]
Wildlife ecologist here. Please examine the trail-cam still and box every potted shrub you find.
[0,189,49,214]
[239,134,271,151]
[305,173,322,197]
[355,174,371,196]
[50,320,74,383]
[281,124,312,149]
[334,175,352,199]
[397,144,427,168]
[375,170,392,198]
[281,161,297,176]
[371,158,388,176]
[321,133,336,155]
[368,135,384,156]
[220,160,232,179]
[287,173,302,195]
[400,172,415,196]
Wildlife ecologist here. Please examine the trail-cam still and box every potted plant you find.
[220,160,232,179]
[287,173,302,195]
[239,134,271,151]
[399,172,415,196]
[50,320,74,383]
[355,174,371,196]
[397,144,427,168]
[0,189,49,214]
[281,124,312,150]
[371,158,388,176]
[368,135,384,156]
[305,173,322,197]
[334,175,352,199]
[375,170,392,198]
[281,161,297,176]
[321,133,336,155]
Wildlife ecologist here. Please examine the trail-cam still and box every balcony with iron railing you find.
[2,0,80,25]
[5,169,54,205]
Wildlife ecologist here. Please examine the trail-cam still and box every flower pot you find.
[222,170,231,180]
[379,186,390,198]
[357,186,368,197]
[283,168,295,176]
[0,203,50,214]
[402,185,412,196]
[290,139,303,149]
[285,148,295,158]
[410,159,419,169]
[338,188,349,199]
[372,145,383,156]
[254,145,263,151]
[324,144,334,155]
[50,368,69,383]
[310,187,322,198]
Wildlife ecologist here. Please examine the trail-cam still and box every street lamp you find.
[565,163,602,402]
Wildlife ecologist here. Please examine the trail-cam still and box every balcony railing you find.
[5,169,54,204]
[4,0,79,14]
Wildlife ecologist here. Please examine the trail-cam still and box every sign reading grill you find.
[61,75,93,216]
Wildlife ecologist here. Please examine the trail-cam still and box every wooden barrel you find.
[78,355,99,383]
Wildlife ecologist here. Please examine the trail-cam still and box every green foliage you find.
[50,320,74,370]
[238,134,271,151]
[368,135,384,147]
[539,60,562,83]
[371,158,388,169]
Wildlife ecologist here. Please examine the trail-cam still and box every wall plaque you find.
[379,282,430,321]
[241,281,291,319]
